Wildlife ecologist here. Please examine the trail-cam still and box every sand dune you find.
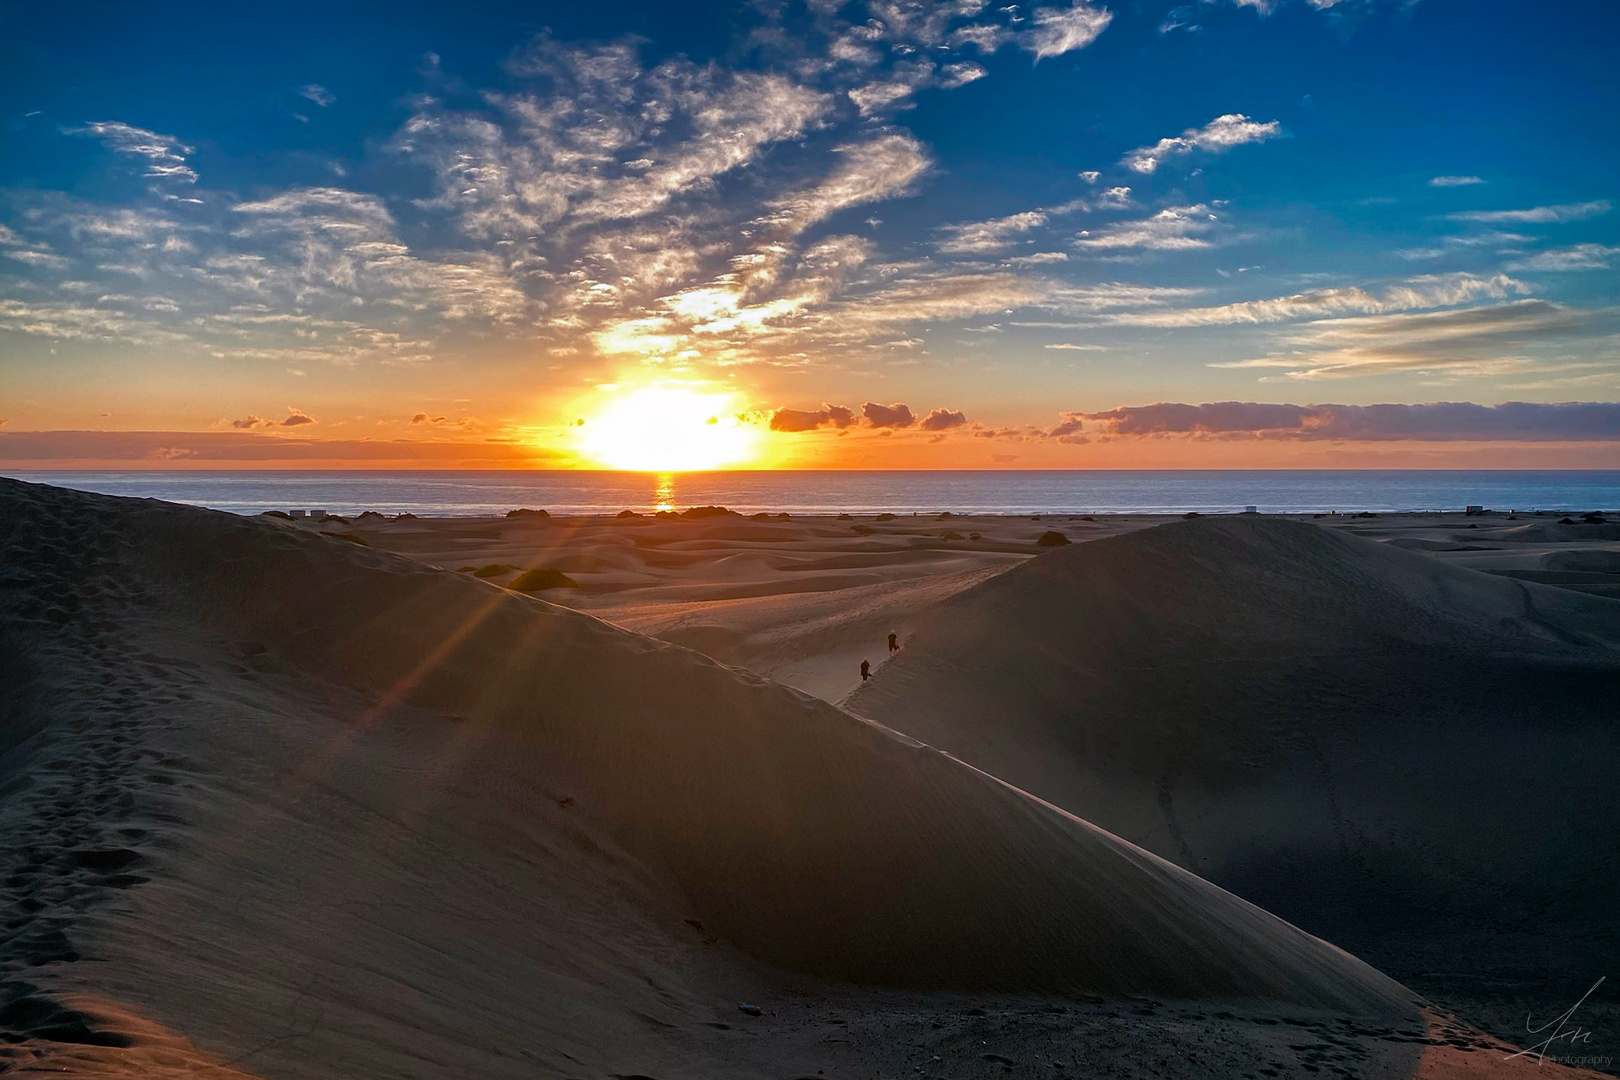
[847,515,1620,1046]
[0,479,1438,1078]
[5,481,1614,1077]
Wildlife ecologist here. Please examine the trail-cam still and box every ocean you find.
[8,470,1620,517]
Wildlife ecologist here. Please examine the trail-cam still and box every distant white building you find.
[288,509,307,519]
[1243,505,1259,514]
[310,509,328,521]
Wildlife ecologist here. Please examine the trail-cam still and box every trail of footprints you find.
[0,491,201,1063]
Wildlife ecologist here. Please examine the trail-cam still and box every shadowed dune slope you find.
[847,517,1620,986]
[0,478,1419,1072]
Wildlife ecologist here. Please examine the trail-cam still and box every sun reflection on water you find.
[653,473,675,512]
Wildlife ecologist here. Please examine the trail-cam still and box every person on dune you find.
[888,632,899,653]
[860,659,871,681]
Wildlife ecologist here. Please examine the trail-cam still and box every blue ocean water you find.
[7,470,1620,517]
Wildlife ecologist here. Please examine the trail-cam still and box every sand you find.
[2,479,1616,1078]
[845,515,1620,1057]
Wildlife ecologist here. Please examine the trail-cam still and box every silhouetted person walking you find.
[887,632,899,653]
[860,659,871,680]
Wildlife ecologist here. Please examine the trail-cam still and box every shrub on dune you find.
[472,563,519,578]
[509,567,579,592]
[1035,530,1070,547]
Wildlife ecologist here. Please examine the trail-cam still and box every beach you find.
[2,477,1618,1078]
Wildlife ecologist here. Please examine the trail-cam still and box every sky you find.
[1,0,1618,469]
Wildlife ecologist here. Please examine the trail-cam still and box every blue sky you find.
[1,0,1618,467]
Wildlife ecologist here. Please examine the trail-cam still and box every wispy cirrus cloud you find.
[1447,200,1611,224]
[1074,204,1218,251]
[70,121,199,184]
[1059,400,1620,441]
[298,84,336,107]
[1122,114,1281,174]
[1505,244,1620,272]
[1214,299,1612,381]
[1429,175,1484,187]
[936,209,1048,254]
[1101,272,1529,327]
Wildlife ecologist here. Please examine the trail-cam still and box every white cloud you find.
[1103,272,1530,327]
[1447,200,1611,224]
[937,210,1047,254]
[1505,244,1620,272]
[1395,231,1529,260]
[948,1,1113,60]
[767,134,932,234]
[71,121,197,183]
[299,84,336,107]
[1074,204,1217,251]
[1026,2,1114,60]
[1122,114,1282,174]
[1429,175,1483,187]
[1214,300,1606,381]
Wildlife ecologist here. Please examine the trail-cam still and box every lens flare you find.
[579,385,760,471]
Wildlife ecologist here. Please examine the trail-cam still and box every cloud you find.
[1447,200,1611,224]
[1045,342,1106,350]
[0,430,556,465]
[1215,299,1610,380]
[1395,231,1530,260]
[936,210,1047,254]
[299,84,336,107]
[768,134,932,234]
[862,401,915,427]
[281,407,316,426]
[1505,244,1620,272]
[1429,175,1484,187]
[1074,204,1217,251]
[1065,401,1620,441]
[771,405,842,432]
[411,412,445,424]
[71,121,197,183]
[230,415,266,429]
[1102,272,1529,327]
[1007,251,1069,265]
[918,406,967,430]
[1024,2,1115,59]
[1122,114,1281,174]
[947,2,1113,59]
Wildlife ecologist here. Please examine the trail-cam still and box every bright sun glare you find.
[579,385,761,471]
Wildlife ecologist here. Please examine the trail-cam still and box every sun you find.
[578,385,761,471]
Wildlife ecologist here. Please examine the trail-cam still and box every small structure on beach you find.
[288,509,307,519]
